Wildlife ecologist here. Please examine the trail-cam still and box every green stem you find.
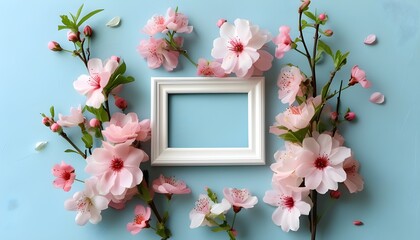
[75,178,84,183]
[59,132,86,159]
[326,85,351,100]
[79,39,89,69]
[104,100,111,120]
[294,48,309,57]
[231,212,237,229]
[180,51,198,67]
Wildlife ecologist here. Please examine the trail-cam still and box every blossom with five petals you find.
[211,19,269,77]
[64,178,110,225]
[295,133,351,194]
[269,101,315,136]
[102,112,151,144]
[165,8,193,33]
[57,105,84,127]
[189,194,216,228]
[126,205,151,235]
[85,141,148,196]
[343,156,364,193]
[273,26,292,59]
[137,37,181,71]
[222,188,258,212]
[52,161,75,192]
[152,174,191,195]
[277,66,304,105]
[270,142,303,189]
[73,58,119,108]
[196,58,225,77]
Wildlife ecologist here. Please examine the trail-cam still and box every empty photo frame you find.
[151,77,265,166]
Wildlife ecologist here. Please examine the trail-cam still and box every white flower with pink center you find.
[143,15,167,35]
[277,66,305,105]
[189,194,215,228]
[73,58,119,108]
[263,187,311,232]
[126,205,151,235]
[57,105,84,127]
[343,156,364,193]
[222,188,258,212]
[152,174,191,195]
[64,178,110,225]
[295,133,351,194]
[270,101,315,136]
[102,112,151,144]
[211,18,269,77]
[85,141,148,196]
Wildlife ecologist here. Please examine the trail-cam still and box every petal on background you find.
[364,34,376,45]
[370,92,385,104]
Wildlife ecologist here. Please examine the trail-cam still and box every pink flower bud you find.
[318,13,326,21]
[324,29,333,37]
[83,25,93,37]
[330,190,341,199]
[111,55,120,63]
[230,229,238,237]
[48,41,62,51]
[50,123,61,132]
[42,117,51,126]
[115,96,128,110]
[299,0,311,13]
[89,118,100,128]
[217,19,227,28]
[353,220,364,226]
[345,112,356,121]
[330,111,338,121]
[67,31,80,42]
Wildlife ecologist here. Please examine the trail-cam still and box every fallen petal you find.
[35,141,48,151]
[364,34,376,45]
[370,92,385,104]
[353,220,364,226]
[106,17,121,27]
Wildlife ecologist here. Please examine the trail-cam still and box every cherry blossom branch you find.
[298,11,313,72]
[332,81,343,136]
[311,23,320,96]
[309,190,318,240]
[59,132,87,159]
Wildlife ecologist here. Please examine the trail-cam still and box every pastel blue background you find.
[0,0,419,240]
[168,93,248,148]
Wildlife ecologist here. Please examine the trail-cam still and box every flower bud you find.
[345,112,356,121]
[48,41,62,51]
[83,25,93,37]
[330,111,338,121]
[115,96,128,110]
[217,19,227,28]
[50,123,62,132]
[42,117,51,126]
[318,13,326,21]
[111,55,120,63]
[330,190,341,199]
[230,229,238,237]
[89,118,101,128]
[67,31,80,42]
[299,0,311,13]
[353,220,363,226]
[324,29,333,37]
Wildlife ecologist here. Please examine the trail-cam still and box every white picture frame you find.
[151,77,265,166]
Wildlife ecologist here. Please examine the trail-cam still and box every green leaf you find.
[318,40,333,57]
[279,127,309,144]
[81,132,93,148]
[207,188,218,203]
[77,9,104,27]
[321,81,331,99]
[49,106,55,118]
[58,25,71,31]
[304,11,317,21]
[86,106,109,122]
[75,4,84,22]
[64,149,79,154]
[59,15,73,27]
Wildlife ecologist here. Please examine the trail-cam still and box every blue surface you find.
[168,93,248,148]
[0,0,419,240]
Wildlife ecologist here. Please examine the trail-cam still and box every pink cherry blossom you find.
[211,18,270,77]
[102,112,151,144]
[57,105,84,127]
[295,133,351,194]
[277,66,304,105]
[270,142,303,189]
[152,174,191,195]
[270,101,315,135]
[273,26,292,59]
[137,37,180,71]
[189,194,215,228]
[165,8,193,34]
[73,58,119,108]
[349,65,371,88]
[85,141,148,196]
[223,188,258,212]
[126,205,151,235]
[64,178,110,225]
[343,157,364,193]
[243,48,274,78]
[264,187,312,232]
[143,14,167,35]
[108,187,139,210]
[211,198,231,215]
[52,161,75,192]
[370,92,385,104]
[196,58,225,77]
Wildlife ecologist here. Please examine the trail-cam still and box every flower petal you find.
[364,34,376,45]
[370,92,385,104]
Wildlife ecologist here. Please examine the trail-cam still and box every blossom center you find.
[228,38,244,56]
[76,196,92,212]
[345,164,356,176]
[61,171,71,181]
[289,106,301,115]
[110,157,124,172]
[89,75,101,89]
[194,198,210,213]
[134,214,146,224]
[164,176,179,186]
[281,196,295,210]
[232,189,247,202]
[314,155,329,170]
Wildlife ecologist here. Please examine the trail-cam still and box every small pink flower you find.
[85,141,148,196]
[152,174,191,195]
[57,105,84,127]
[143,14,167,35]
[102,112,151,144]
[48,41,62,51]
[243,49,274,78]
[137,37,180,71]
[273,26,292,59]
[343,157,364,193]
[277,66,304,105]
[189,194,215,228]
[217,19,227,28]
[223,188,258,212]
[270,142,303,189]
[126,205,151,234]
[165,8,193,34]
[349,65,371,88]
[196,58,225,77]
[270,100,315,135]
[52,161,75,192]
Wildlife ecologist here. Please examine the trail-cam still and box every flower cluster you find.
[189,188,258,240]
[45,5,190,239]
